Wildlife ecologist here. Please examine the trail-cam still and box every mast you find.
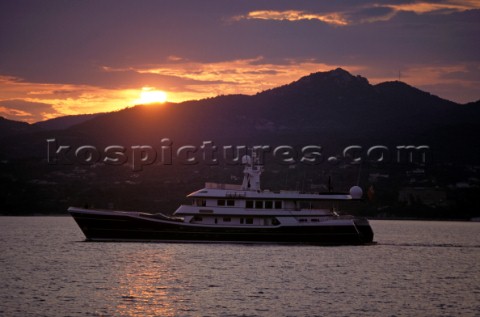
[241,152,263,191]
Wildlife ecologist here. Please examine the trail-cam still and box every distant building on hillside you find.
[398,187,447,207]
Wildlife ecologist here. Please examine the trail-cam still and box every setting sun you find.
[136,87,168,104]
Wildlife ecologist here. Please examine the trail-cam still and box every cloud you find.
[232,1,480,27]
[348,6,396,24]
[384,1,480,14]
[0,0,478,114]
[0,99,59,123]
[0,57,362,118]
[402,63,480,102]
[361,62,480,103]
[233,10,349,26]
[0,76,146,119]
[103,57,356,98]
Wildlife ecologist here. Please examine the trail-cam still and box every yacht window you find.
[299,218,308,222]
[300,201,311,209]
[274,201,282,209]
[217,199,225,206]
[226,199,235,206]
[193,215,203,221]
[246,218,254,224]
[264,201,273,209]
[246,201,254,208]
[223,217,231,222]
[255,201,263,209]
[215,218,218,224]
[240,218,244,224]
[311,218,320,222]
[195,199,206,207]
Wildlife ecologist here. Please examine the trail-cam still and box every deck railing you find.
[205,182,243,190]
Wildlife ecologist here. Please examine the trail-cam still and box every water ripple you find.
[1,218,479,317]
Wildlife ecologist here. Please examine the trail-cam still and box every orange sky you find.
[0,1,479,123]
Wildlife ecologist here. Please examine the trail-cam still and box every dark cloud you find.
[418,82,480,104]
[439,64,480,84]
[0,99,58,123]
[6,63,231,92]
[346,6,395,23]
[0,0,479,103]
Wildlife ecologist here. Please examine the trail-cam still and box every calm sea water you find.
[1,217,479,317]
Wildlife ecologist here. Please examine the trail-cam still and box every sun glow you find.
[135,87,167,104]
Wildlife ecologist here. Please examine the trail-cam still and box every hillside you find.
[1,68,480,217]
[36,68,472,147]
[33,113,100,131]
[0,116,38,137]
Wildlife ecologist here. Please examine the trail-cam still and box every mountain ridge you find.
[1,68,479,155]
[1,68,477,132]
[1,68,480,216]
[33,113,100,131]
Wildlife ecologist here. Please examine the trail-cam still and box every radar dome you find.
[349,186,363,199]
[242,155,252,165]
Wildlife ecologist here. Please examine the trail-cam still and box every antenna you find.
[356,161,362,186]
[240,151,262,191]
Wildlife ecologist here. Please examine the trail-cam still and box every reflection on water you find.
[1,217,479,316]
[115,249,178,317]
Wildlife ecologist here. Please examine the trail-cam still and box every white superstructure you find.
[173,154,363,227]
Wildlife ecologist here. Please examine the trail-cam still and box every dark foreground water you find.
[1,218,479,317]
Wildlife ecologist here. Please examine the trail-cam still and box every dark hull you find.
[69,210,374,245]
